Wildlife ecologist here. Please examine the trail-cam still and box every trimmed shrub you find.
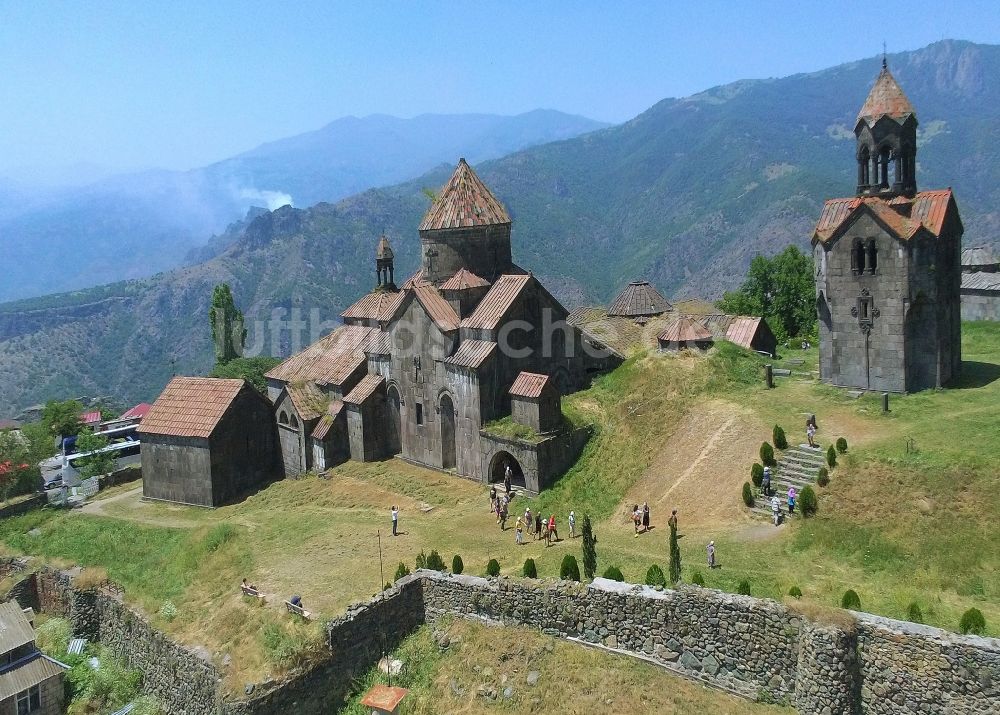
[486,559,501,577]
[742,482,754,507]
[907,602,923,624]
[645,564,667,588]
[841,589,861,609]
[751,463,764,488]
[451,555,464,575]
[394,562,410,582]
[799,486,818,516]
[523,558,537,578]
[960,608,986,635]
[560,554,581,582]
[836,437,848,454]
[603,566,624,582]
[826,445,837,468]
[426,550,447,572]
[817,467,830,487]
[415,551,427,570]
[760,442,776,467]
[773,425,788,450]
[691,571,705,587]
[737,579,752,596]
[159,601,177,622]
[788,585,802,599]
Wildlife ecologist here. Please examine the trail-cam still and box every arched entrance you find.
[440,394,456,469]
[489,451,525,489]
[387,385,402,455]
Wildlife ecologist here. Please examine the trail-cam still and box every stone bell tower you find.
[376,234,396,290]
[854,57,918,198]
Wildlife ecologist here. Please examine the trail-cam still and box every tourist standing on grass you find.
[632,505,640,536]
[515,516,524,544]
[504,464,513,495]
[806,419,817,448]
[787,487,796,515]
[568,511,576,538]
[642,502,650,532]
[762,466,772,497]
[490,486,497,513]
[548,514,558,543]
[535,512,543,540]
[391,505,398,536]
[524,507,532,534]
[771,496,781,526]
[668,509,678,531]
[707,541,716,569]
[499,501,509,530]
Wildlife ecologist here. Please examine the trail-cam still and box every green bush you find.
[773,425,788,450]
[907,602,923,624]
[486,559,501,577]
[817,467,830,487]
[691,571,705,587]
[751,463,764,488]
[760,442,776,467]
[841,589,861,609]
[799,486,818,516]
[34,617,71,657]
[742,482,754,507]
[737,579,752,596]
[960,608,986,635]
[788,586,802,599]
[426,550,447,572]
[451,555,464,575]
[560,554,581,582]
[836,437,848,454]
[415,551,427,570]
[394,562,410,582]
[159,600,177,622]
[523,558,537,578]
[602,566,624,582]
[826,445,837,468]
[645,564,667,588]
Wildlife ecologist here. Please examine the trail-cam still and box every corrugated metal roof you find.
[419,159,510,231]
[80,411,102,426]
[341,289,406,324]
[509,372,551,398]
[310,401,344,440]
[343,375,385,405]
[857,65,916,125]
[285,382,328,421]
[413,285,460,332]
[658,317,713,343]
[445,340,497,369]
[137,378,247,439]
[0,653,68,700]
[460,274,532,330]
[962,272,1000,292]
[607,281,672,317]
[440,268,490,291]
[726,317,762,350]
[265,324,376,387]
[962,246,998,268]
[0,601,35,654]
[118,403,151,421]
[813,190,954,244]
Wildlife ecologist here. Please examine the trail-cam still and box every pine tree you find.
[668,521,682,584]
[581,514,597,580]
[209,283,246,366]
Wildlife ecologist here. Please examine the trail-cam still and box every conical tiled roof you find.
[419,158,511,231]
[607,280,672,317]
[658,316,712,344]
[857,64,916,126]
[376,235,394,260]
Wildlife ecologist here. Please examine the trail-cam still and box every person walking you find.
[391,505,399,536]
[762,465,772,497]
[489,485,497,512]
[515,516,524,545]
[504,464,513,495]
[642,502,650,532]
[568,511,576,539]
[535,512,543,541]
[787,487,796,516]
[707,541,716,569]
[548,514,558,542]
[771,495,781,526]
[499,501,508,530]
[632,505,640,537]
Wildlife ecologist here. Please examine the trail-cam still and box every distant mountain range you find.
[1,40,998,416]
[0,110,606,302]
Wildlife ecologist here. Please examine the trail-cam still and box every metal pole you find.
[882,392,889,414]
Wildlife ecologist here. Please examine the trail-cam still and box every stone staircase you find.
[748,444,826,522]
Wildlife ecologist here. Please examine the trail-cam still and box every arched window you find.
[879,146,891,188]
[858,147,870,187]
[279,411,289,424]
[290,414,299,429]
[867,239,878,274]
[851,239,866,275]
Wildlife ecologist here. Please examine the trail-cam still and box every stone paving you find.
[748,443,826,522]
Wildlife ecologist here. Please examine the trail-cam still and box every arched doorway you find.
[387,385,402,455]
[489,451,525,489]
[440,394,456,469]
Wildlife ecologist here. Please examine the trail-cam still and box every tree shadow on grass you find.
[948,361,1000,390]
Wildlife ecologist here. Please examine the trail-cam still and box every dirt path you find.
[77,486,205,528]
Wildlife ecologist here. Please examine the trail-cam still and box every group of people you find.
[770,488,796,526]
[631,502,651,536]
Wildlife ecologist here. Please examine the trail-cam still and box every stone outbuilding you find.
[812,60,963,392]
[0,600,68,715]
[138,377,279,507]
[658,317,714,351]
[510,372,562,434]
[960,246,1000,321]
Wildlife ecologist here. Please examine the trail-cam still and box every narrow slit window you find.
[416,403,424,425]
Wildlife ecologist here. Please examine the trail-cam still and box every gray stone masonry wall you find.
[961,291,1000,321]
[0,494,46,519]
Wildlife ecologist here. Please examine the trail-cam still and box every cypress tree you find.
[209,283,246,366]
[581,514,597,580]
[668,521,682,584]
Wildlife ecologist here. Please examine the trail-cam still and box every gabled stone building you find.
[266,159,611,491]
[812,60,963,392]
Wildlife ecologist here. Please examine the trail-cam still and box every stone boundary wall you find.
[98,465,143,490]
[0,493,47,519]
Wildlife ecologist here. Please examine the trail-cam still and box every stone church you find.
[812,60,963,392]
[265,159,610,491]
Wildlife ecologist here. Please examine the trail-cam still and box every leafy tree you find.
[451,555,464,575]
[668,520,682,584]
[0,425,51,497]
[717,245,816,342]
[415,551,427,570]
[602,566,624,582]
[559,554,580,582]
[210,356,281,392]
[209,283,246,366]
[773,425,788,450]
[841,589,861,609]
[486,559,501,577]
[522,558,537,578]
[581,514,597,580]
[393,562,410,582]
[43,400,84,438]
[74,429,115,478]
[959,608,986,635]
[799,486,818,516]
[645,564,667,588]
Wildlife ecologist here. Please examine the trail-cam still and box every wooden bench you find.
[285,600,313,619]
[240,585,265,600]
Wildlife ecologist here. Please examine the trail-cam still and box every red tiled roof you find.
[311,401,344,440]
[658,317,713,344]
[137,377,247,439]
[341,289,406,323]
[440,268,490,291]
[80,411,102,425]
[119,403,151,421]
[726,317,762,351]
[266,325,376,387]
[460,274,532,330]
[365,331,393,356]
[813,190,955,244]
[445,340,497,369]
[509,372,551,399]
[857,66,916,125]
[402,269,431,289]
[607,280,672,317]
[419,158,511,231]
[343,374,385,405]
[413,285,460,332]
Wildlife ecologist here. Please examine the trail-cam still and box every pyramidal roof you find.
[607,280,672,318]
[419,158,511,231]
[376,235,394,260]
[857,63,916,126]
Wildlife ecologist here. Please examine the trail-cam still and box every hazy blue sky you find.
[1,1,997,179]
